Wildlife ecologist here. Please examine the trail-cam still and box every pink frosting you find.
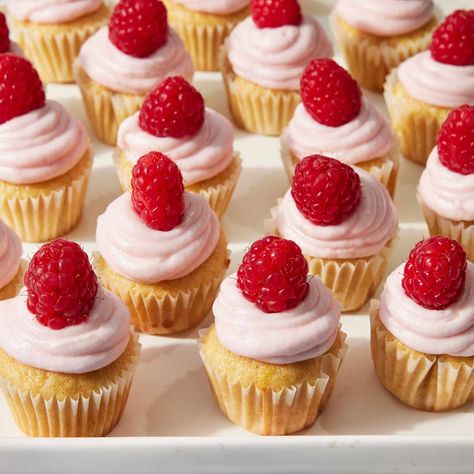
[334,0,433,37]
[226,16,333,90]
[0,220,22,291]
[214,273,340,364]
[285,99,393,164]
[0,101,88,185]
[276,169,398,259]
[8,0,102,24]
[172,0,248,15]
[398,51,474,108]
[78,27,194,94]
[380,263,474,357]
[0,286,131,373]
[118,109,234,185]
[419,147,474,222]
[7,42,23,56]
[96,192,220,283]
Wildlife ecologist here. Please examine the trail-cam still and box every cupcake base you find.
[0,260,26,301]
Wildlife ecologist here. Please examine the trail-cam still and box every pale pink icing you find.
[285,99,393,164]
[214,274,340,364]
[226,15,333,90]
[0,101,88,185]
[96,192,220,283]
[334,0,433,37]
[118,109,234,185]
[172,0,248,15]
[0,220,21,291]
[380,263,474,357]
[398,51,474,108]
[419,147,474,222]
[7,42,23,56]
[276,169,398,259]
[0,286,131,373]
[8,0,102,24]
[78,26,194,94]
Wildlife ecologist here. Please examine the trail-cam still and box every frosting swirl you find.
[0,286,131,373]
[79,27,194,94]
[96,192,220,283]
[285,99,393,164]
[172,0,248,14]
[380,263,474,357]
[334,0,433,37]
[398,51,474,108]
[276,169,398,259]
[118,109,234,185]
[226,16,333,90]
[214,274,340,364]
[0,101,88,184]
[0,220,22,291]
[8,0,102,24]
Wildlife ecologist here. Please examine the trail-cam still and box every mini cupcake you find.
[281,59,399,197]
[0,55,91,243]
[75,0,194,146]
[0,220,24,301]
[385,10,474,166]
[331,0,439,92]
[163,0,249,71]
[0,239,140,437]
[271,155,398,312]
[115,76,241,218]
[221,0,332,136]
[371,236,474,411]
[418,105,474,261]
[199,235,347,435]
[95,152,229,335]
[7,0,110,83]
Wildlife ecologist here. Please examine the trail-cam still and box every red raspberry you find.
[131,151,185,231]
[139,76,205,138]
[0,13,10,53]
[250,0,302,28]
[0,55,45,125]
[237,235,309,313]
[24,240,98,330]
[402,236,467,310]
[291,155,361,226]
[300,58,362,127]
[430,10,474,66]
[109,0,168,58]
[437,104,474,175]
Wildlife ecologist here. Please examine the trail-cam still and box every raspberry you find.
[430,10,474,66]
[139,76,205,138]
[109,0,168,58]
[0,55,45,125]
[300,58,362,127]
[131,151,185,231]
[237,235,309,313]
[250,0,302,28]
[24,240,98,330]
[291,155,361,226]
[0,13,10,53]
[437,105,474,175]
[402,236,467,311]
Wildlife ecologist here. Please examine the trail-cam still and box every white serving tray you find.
[2,1,474,472]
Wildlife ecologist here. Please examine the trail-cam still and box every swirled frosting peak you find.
[0,220,22,290]
[173,0,248,14]
[214,274,340,364]
[226,15,333,90]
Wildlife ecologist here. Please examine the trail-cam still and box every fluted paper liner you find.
[0,151,92,242]
[0,259,26,301]
[370,301,474,411]
[0,332,141,437]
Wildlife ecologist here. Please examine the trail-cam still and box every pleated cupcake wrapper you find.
[0,332,141,437]
[0,259,27,301]
[279,133,400,198]
[330,10,440,92]
[198,327,347,435]
[384,69,450,166]
[113,149,242,219]
[370,301,474,411]
[0,154,91,243]
[418,196,474,262]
